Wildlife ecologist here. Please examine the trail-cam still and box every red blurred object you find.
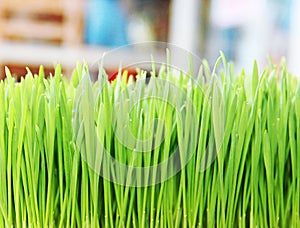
[106,68,138,82]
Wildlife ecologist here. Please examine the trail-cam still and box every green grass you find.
[0,57,299,227]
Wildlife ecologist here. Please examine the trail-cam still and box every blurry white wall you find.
[169,0,200,52]
[288,0,300,76]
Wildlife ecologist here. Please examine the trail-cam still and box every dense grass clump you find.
[0,57,299,227]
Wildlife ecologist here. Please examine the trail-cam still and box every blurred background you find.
[0,0,299,79]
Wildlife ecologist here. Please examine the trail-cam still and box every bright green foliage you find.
[0,58,299,228]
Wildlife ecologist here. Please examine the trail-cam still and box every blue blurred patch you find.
[85,0,128,47]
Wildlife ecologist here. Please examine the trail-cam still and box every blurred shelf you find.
[0,0,84,46]
[1,0,63,14]
[3,19,64,41]
[0,1,63,16]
